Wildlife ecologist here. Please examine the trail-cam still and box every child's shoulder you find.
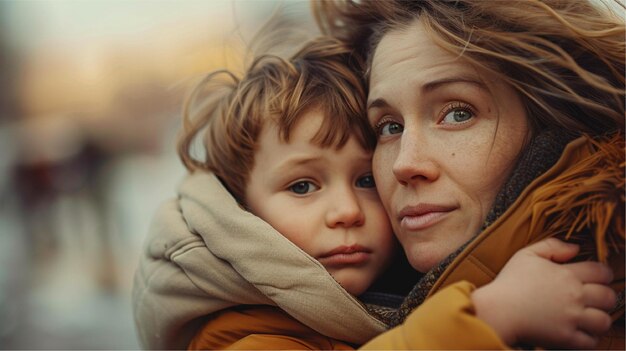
[188,305,354,350]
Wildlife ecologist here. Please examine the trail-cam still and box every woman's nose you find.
[392,136,440,186]
[325,188,365,228]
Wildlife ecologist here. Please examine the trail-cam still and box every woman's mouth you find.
[317,245,371,266]
[398,204,455,231]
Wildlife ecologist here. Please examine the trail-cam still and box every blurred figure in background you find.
[0,1,311,348]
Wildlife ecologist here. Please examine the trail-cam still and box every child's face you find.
[245,109,396,296]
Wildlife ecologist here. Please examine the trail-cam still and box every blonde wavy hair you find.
[313,0,625,136]
[178,37,374,203]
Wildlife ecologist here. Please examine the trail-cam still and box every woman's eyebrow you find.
[367,98,389,110]
[367,76,488,111]
[422,76,488,92]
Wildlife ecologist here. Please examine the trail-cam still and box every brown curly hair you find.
[177,36,374,203]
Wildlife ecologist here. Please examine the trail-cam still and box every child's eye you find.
[356,174,376,188]
[289,181,319,195]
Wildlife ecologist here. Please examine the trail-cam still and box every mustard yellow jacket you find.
[186,135,624,350]
[135,135,624,350]
[425,135,625,350]
[188,135,624,350]
[190,282,505,350]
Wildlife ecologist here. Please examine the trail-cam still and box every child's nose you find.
[325,190,365,228]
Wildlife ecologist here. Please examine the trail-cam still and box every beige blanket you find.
[132,171,385,349]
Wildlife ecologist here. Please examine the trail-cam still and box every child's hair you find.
[178,36,374,204]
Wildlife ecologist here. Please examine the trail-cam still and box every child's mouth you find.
[317,245,371,266]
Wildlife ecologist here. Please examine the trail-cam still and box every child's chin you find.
[338,279,370,296]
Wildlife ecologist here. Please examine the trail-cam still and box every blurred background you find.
[0,0,314,349]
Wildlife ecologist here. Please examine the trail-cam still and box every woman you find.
[314,0,624,348]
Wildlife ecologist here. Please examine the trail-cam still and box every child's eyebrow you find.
[273,155,324,174]
[275,153,373,173]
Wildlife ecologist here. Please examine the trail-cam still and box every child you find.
[132,37,615,350]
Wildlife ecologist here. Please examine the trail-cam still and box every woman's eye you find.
[376,121,404,136]
[440,105,474,125]
[356,175,376,188]
[289,181,319,195]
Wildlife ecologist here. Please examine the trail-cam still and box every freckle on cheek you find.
[451,153,455,157]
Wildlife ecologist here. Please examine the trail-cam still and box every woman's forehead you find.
[369,20,491,101]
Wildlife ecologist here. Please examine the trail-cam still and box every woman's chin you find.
[404,246,448,273]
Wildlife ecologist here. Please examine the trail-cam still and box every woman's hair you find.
[313,0,625,137]
[178,36,373,203]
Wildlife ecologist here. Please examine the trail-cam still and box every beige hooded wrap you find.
[132,172,386,350]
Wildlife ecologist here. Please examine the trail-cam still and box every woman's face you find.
[368,19,529,273]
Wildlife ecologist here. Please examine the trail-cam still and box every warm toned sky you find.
[3,0,311,118]
[0,0,314,155]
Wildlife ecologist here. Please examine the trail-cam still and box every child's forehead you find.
[256,118,373,167]
[270,108,369,149]
[285,109,327,135]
